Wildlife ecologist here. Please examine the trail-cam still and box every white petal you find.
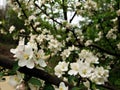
[26,60,34,69]
[10,49,16,54]
[18,60,27,67]
[38,59,46,67]
[68,70,78,75]
[9,76,18,87]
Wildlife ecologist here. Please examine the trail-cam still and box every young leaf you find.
[28,77,42,86]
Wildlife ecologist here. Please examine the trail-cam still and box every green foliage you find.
[28,77,42,86]
[43,83,55,90]
[68,75,78,85]
[72,87,81,90]
[109,63,120,89]
[8,61,20,75]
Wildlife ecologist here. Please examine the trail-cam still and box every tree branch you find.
[89,44,120,57]
[68,29,120,57]
[0,55,118,90]
[0,55,73,90]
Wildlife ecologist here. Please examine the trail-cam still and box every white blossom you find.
[8,72,24,87]
[48,39,62,53]
[84,0,97,11]
[10,42,35,69]
[60,45,77,60]
[106,28,117,39]
[94,31,103,42]
[54,61,69,77]
[34,49,47,67]
[85,40,93,46]
[117,42,120,50]
[28,15,36,21]
[9,25,15,33]
[90,66,109,85]
[55,82,68,90]
[60,49,71,60]
[116,9,120,16]
[83,81,90,90]
[79,49,99,64]
[36,34,46,44]
[69,60,93,78]
[78,61,93,78]
[68,61,80,75]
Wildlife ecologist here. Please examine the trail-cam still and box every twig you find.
[89,44,120,57]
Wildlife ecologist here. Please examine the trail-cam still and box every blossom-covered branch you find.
[0,55,73,90]
[0,55,119,90]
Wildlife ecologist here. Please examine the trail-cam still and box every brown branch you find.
[97,83,119,90]
[68,28,120,57]
[89,44,120,57]
[0,55,73,90]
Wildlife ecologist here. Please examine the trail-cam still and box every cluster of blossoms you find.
[10,37,47,69]
[106,27,117,39]
[36,29,64,54]
[83,0,98,11]
[94,31,103,42]
[75,0,98,16]
[55,49,109,87]
[117,42,120,50]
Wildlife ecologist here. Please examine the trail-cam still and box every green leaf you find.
[43,83,54,90]
[68,75,78,85]
[28,77,42,86]
[0,72,4,79]
[115,79,120,86]
[72,87,80,90]
[8,61,20,75]
[12,61,20,71]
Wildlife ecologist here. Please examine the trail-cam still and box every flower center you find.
[23,54,29,60]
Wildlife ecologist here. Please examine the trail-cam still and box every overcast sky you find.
[0,0,6,9]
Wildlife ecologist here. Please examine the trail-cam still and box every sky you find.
[0,0,6,9]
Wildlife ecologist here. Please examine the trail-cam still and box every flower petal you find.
[26,60,34,69]
[18,60,27,67]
